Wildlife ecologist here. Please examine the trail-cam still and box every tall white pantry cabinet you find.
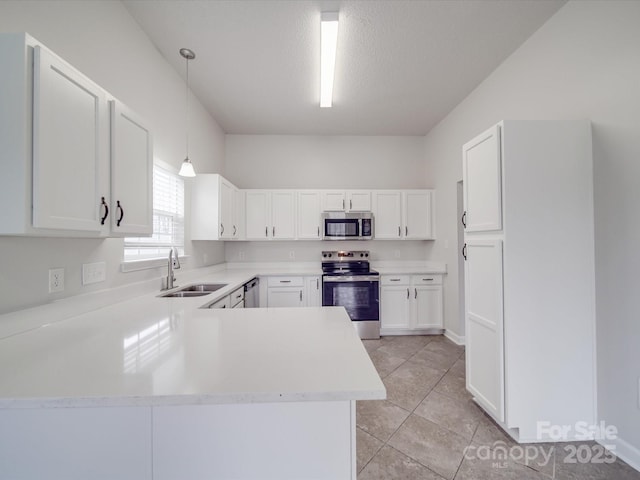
[462,120,596,442]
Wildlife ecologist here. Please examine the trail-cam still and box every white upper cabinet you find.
[297,191,322,239]
[109,100,153,236]
[0,33,152,237]
[192,174,239,241]
[462,124,502,232]
[32,44,108,233]
[404,191,433,239]
[372,190,435,240]
[372,191,403,239]
[245,190,296,240]
[321,191,371,212]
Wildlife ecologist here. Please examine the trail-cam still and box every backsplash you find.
[225,240,428,263]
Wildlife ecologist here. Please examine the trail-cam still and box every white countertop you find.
[0,267,385,409]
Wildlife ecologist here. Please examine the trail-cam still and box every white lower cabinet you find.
[0,407,152,479]
[305,276,322,307]
[152,402,354,480]
[265,276,321,308]
[380,274,443,335]
[267,276,305,308]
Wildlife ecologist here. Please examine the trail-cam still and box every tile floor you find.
[357,335,640,480]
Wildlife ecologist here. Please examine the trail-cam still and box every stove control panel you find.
[322,250,369,259]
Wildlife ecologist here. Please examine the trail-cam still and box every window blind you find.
[124,165,184,261]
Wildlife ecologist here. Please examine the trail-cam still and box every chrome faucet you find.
[165,247,181,290]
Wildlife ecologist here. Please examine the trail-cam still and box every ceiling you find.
[123,0,565,136]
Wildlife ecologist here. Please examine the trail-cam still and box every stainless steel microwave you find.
[322,212,374,240]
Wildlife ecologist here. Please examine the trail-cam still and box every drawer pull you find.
[389,278,401,282]
[423,278,434,281]
[280,280,291,283]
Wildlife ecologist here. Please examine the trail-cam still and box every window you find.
[124,164,184,263]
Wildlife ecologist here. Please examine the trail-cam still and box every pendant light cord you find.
[185,55,190,160]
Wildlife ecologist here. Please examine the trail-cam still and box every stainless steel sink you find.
[159,283,227,298]
[179,283,227,292]
[160,291,211,298]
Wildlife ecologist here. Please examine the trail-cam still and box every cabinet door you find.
[267,287,304,307]
[373,191,402,239]
[32,45,107,232]
[404,191,433,239]
[464,239,505,421]
[233,188,244,240]
[297,191,322,239]
[271,191,296,239]
[413,286,443,329]
[322,191,346,211]
[347,191,371,211]
[305,276,322,307]
[380,286,411,330]
[110,100,153,236]
[462,124,502,232]
[245,191,270,240]
[219,178,234,239]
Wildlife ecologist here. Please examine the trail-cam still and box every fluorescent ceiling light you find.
[320,12,339,108]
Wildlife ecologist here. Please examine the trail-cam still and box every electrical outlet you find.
[48,268,65,293]
[289,251,295,259]
[82,261,106,285]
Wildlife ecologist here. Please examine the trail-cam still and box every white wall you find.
[225,135,427,189]
[424,0,640,465]
[0,1,226,314]
[225,135,431,262]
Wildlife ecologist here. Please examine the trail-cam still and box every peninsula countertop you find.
[0,269,385,408]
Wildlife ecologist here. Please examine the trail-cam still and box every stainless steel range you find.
[321,250,380,339]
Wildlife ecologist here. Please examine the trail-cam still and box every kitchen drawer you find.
[209,295,230,309]
[411,274,442,285]
[230,287,244,307]
[267,276,304,287]
[381,275,410,286]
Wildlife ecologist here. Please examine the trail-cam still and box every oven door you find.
[322,275,379,321]
[323,218,360,240]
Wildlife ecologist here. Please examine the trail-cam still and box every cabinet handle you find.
[100,197,109,225]
[405,226,408,236]
[273,226,275,237]
[280,280,291,283]
[423,278,434,281]
[461,211,467,228]
[220,224,224,235]
[233,225,237,236]
[300,290,303,301]
[317,226,320,237]
[221,304,226,308]
[462,243,467,260]
[265,226,268,237]
[236,294,242,299]
[316,278,319,289]
[116,200,124,227]
[389,278,401,282]
[342,199,345,210]
[407,288,410,299]
[398,226,401,237]
[350,199,352,210]
[415,288,417,299]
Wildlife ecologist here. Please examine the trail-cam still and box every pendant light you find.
[178,47,196,177]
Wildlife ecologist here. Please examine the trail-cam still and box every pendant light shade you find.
[179,48,196,177]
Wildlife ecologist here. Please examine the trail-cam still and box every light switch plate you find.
[82,261,106,285]
[48,268,64,293]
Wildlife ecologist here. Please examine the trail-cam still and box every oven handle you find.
[323,275,380,282]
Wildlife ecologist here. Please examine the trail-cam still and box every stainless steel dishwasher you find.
[244,278,259,308]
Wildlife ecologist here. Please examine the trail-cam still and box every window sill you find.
[121,256,189,273]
